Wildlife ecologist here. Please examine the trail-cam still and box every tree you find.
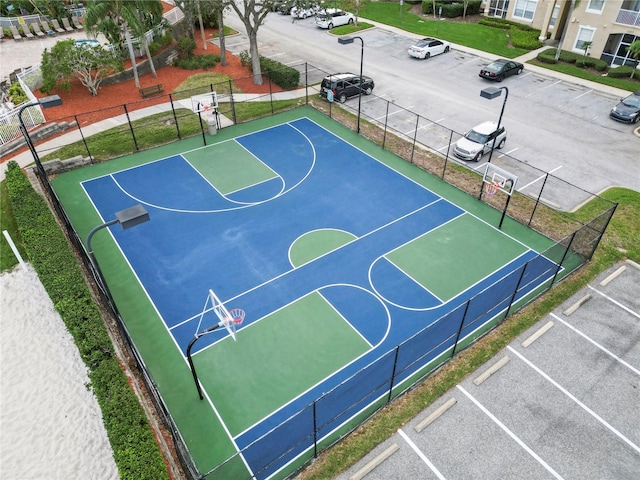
[627,40,640,79]
[40,39,123,96]
[84,0,163,88]
[581,40,592,60]
[227,0,272,85]
[555,0,578,61]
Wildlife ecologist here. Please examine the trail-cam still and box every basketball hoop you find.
[485,182,500,197]
[228,308,245,326]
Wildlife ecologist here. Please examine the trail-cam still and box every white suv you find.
[315,8,354,29]
[454,121,506,162]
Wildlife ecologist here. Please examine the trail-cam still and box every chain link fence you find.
[25,63,615,480]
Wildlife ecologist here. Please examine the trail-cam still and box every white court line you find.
[518,166,563,192]
[550,312,640,376]
[587,285,640,319]
[507,346,640,455]
[397,429,447,480]
[456,386,564,479]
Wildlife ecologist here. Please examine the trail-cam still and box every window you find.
[513,0,538,21]
[549,4,560,28]
[574,26,596,52]
[586,0,606,14]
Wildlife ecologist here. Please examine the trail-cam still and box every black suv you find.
[320,73,375,103]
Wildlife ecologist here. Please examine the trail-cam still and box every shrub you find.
[575,57,608,71]
[239,51,300,89]
[537,49,558,64]
[8,82,28,105]
[509,26,543,50]
[177,54,220,70]
[260,56,300,89]
[607,65,640,80]
[177,37,196,59]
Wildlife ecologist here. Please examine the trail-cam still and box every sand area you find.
[0,264,118,479]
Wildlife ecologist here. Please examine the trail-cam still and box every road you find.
[220,11,639,210]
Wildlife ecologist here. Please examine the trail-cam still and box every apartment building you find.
[484,0,640,67]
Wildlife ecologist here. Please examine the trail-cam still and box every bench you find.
[139,84,164,98]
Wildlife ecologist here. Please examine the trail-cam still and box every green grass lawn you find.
[353,2,529,58]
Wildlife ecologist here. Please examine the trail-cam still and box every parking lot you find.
[334,260,640,480]
[220,12,639,211]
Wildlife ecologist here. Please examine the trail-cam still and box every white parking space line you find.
[507,346,640,455]
[397,429,447,480]
[518,166,563,192]
[456,386,565,480]
[502,147,518,156]
[586,285,640,318]
[375,109,406,121]
[573,89,593,100]
[526,80,562,97]
[550,313,640,376]
[406,119,445,135]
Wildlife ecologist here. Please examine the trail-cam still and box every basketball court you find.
[51,106,573,479]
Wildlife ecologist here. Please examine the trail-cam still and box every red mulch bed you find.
[2,27,284,162]
[41,27,281,126]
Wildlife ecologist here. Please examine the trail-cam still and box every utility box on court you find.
[207,118,217,135]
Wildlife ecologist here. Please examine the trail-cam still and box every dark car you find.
[479,59,524,82]
[610,90,640,124]
[320,73,375,103]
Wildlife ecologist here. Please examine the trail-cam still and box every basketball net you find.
[485,182,500,197]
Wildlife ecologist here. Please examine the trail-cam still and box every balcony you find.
[616,8,640,27]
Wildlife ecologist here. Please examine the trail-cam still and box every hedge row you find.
[478,17,543,50]
[4,161,169,480]
[240,50,301,89]
[537,48,610,72]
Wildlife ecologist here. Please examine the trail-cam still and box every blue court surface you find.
[76,116,558,479]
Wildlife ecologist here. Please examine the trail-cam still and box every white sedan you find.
[408,37,451,59]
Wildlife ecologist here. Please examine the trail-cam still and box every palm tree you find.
[627,40,640,79]
[84,0,163,88]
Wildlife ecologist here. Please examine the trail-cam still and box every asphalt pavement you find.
[335,260,640,480]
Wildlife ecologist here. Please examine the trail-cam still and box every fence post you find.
[528,172,550,227]
[504,264,527,320]
[313,401,318,458]
[550,232,576,286]
[410,114,419,164]
[442,130,454,179]
[74,115,93,163]
[386,346,400,405]
[305,62,309,104]
[269,72,274,114]
[168,93,181,140]
[122,104,139,152]
[228,79,237,125]
[382,100,390,150]
[451,300,471,357]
